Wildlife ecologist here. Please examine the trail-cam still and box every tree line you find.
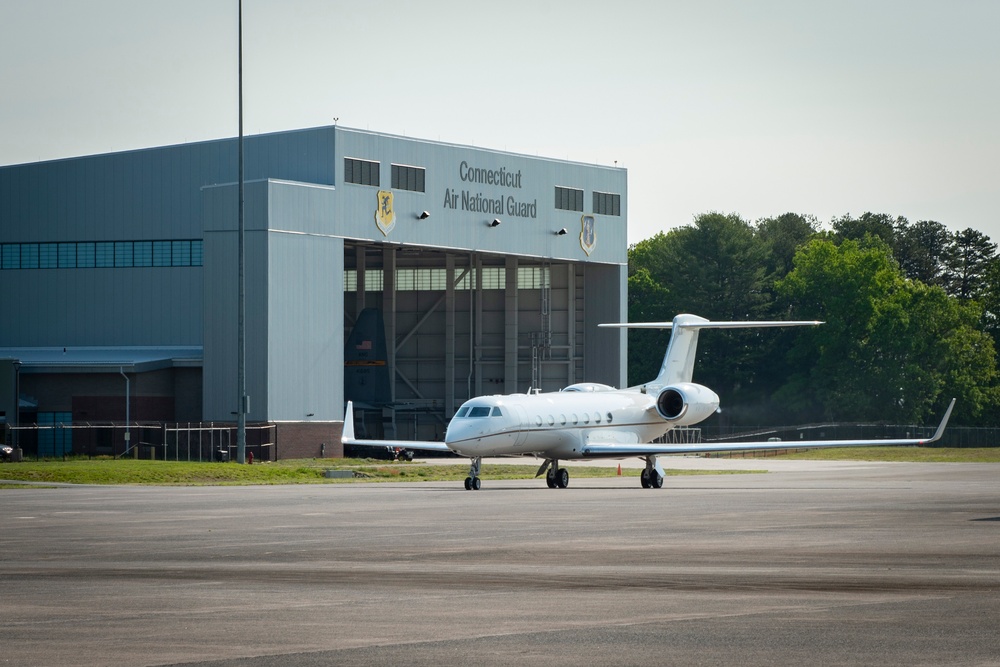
[627,212,1000,427]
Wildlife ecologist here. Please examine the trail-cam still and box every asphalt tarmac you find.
[2,459,999,666]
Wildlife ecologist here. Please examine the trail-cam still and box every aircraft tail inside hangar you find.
[1,125,627,457]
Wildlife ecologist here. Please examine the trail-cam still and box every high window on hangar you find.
[0,126,627,459]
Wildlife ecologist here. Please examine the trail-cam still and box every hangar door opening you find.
[343,244,593,443]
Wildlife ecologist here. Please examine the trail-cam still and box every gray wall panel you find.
[202,181,270,421]
[332,127,626,265]
[0,267,202,347]
[266,232,343,421]
[584,263,628,388]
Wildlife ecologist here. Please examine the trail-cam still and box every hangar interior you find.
[1,126,628,457]
[345,247,594,443]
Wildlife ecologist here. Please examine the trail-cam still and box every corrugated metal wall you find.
[0,127,337,348]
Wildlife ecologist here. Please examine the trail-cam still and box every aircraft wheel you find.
[650,471,664,489]
[640,469,651,489]
[464,476,472,490]
[472,476,482,491]
[546,469,556,488]
[557,468,569,489]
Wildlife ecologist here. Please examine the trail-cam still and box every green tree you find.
[832,212,899,247]
[755,212,819,281]
[977,256,1000,348]
[943,227,997,300]
[894,219,952,286]
[624,266,672,384]
[627,213,771,398]
[777,237,997,423]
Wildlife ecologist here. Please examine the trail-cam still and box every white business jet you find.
[342,314,955,490]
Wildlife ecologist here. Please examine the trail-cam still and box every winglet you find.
[922,398,956,444]
[343,400,356,443]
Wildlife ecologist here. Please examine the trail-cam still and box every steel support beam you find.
[382,246,396,439]
[446,254,456,417]
[504,256,519,394]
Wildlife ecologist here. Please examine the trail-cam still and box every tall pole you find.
[12,360,20,452]
[236,0,247,464]
[120,367,131,458]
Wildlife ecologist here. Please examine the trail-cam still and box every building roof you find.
[0,347,202,374]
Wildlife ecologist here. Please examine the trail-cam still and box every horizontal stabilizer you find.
[598,319,823,330]
[600,314,823,387]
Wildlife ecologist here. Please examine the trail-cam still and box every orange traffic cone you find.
[617,464,622,476]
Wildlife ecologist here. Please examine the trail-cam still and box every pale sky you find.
[2,0,997,245]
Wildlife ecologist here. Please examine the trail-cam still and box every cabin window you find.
[456,407,469,418]
[469,407,491,417]
[571,414,578,425]
[607,412,613,423]
[535,416,543,426]
[547,415,555,425]
[594,412,602,423]
[490,407,504,417]
[560,414,567,425]
[582,414,590,424]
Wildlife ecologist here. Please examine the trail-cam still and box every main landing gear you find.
[546,465,569,488]
[536,459,569,488]
[464,456,482,491]
[640,458,664,489]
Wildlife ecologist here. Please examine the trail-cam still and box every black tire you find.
[464,476,472,490]
[651,471,664,489]
[640,469,651,489]
[472,477,482,490]
[557,468,569,489]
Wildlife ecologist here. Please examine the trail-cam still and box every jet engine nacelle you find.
[655,383,720,425]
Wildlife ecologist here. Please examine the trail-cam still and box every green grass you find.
[0,457,747,487]
[2,448,995,486]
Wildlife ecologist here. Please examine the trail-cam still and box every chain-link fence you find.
[4,422,277,462]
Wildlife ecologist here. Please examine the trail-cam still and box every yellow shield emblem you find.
[375,190,396,236]
[580,215,596,256]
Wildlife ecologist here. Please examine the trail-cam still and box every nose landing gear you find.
[464,457,482,490]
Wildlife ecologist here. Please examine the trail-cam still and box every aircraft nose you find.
[444,419,482,447]
[444,420,462,445]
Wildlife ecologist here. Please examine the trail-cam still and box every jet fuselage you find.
[444,386,669,459]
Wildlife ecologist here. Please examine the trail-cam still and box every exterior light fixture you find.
[556,228,568,235]
[490,219,501,227]
[418,211,430,219]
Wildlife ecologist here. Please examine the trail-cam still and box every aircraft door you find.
[512,405,529,447]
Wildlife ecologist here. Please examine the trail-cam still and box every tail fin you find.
[599,314,822,387]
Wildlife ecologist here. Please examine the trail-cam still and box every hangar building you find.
[0,126,627,458]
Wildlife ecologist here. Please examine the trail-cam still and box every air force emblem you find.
[580,215,596,255]
[375,190,396,236]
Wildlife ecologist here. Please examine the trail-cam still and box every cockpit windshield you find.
[456,405,502,418]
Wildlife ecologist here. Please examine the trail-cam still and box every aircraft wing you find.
[582,398,956,458]
[342,401,453,453]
